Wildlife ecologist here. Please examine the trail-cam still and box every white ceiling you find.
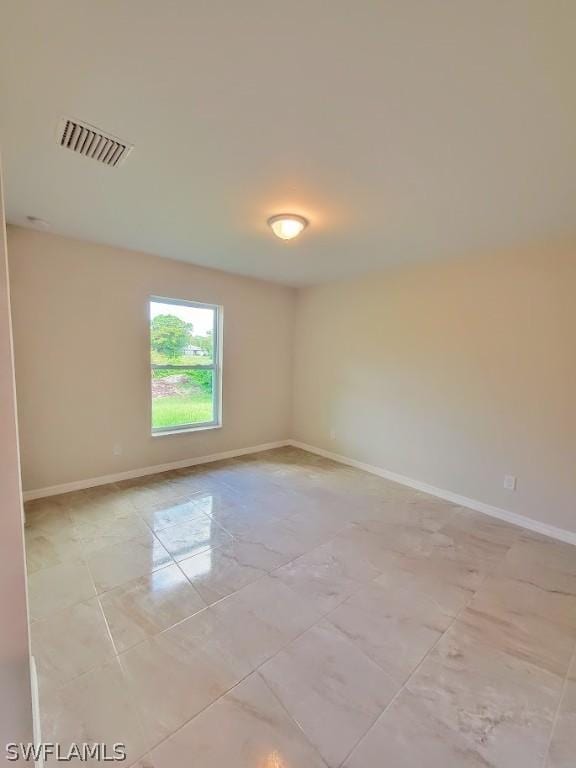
[1,1,576,285]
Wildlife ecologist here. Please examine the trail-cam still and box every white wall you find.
[292,246,576,534]
[8,226,295,492]
[0,173,33,749]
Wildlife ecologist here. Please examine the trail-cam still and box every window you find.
[150,297,222,434]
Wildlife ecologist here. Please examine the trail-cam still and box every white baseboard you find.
[22,440,291,501]
[289,440,576,546]
[23,436,576,547]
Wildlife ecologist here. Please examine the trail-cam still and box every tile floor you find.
[25,447,576,767]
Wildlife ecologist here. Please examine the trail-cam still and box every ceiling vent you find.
[57,118,133,167]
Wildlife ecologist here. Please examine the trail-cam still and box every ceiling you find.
[1,1,576,285]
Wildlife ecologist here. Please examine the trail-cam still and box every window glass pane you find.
[151,368,214,429]
[150,299,217,430]
[150,301,214,367]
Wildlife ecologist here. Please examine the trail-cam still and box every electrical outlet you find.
[329,428,337,440]
[112,443,123,456]
[503,475,517,491]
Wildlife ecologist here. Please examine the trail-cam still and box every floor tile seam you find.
[214,572,366,693]
[455,611,573,696]
[96,549,331,671]
[433,567,573,688]
[260,526,381,593]
[77,533,139,561]
[24,513,76,537]
[24,534,86,578]
[168,559,213,609]
[484,599,576,637]
[282,506,354,535]
[35,631,119,702]
[76,517,172,561]
[253,669,332,767]
[25,550,87,580]
[214,515,356,575]
[33,558,118,706]
[141,509,230,539]
[271,564,380,622]
[464,561,576,639]
[100,547,315,659]
[113,640,178,764]
[47,560,211,676]
[35,563,117,668]
[30,555,100,625]
[95,558,210,652]
[94,596,212,668]
[182,478,304,515]
[540,638,576,768]
[495,525,526,568]
[173,547,271,602]
[129,490,206,513]
[318,539,484,632]
[94,588,122,659]
[81,527,177,591]
[131,648,292,760]
[33,504,342,584]
[498,569,576,600]
[454,535,520,590]
[334,568,493,767]
[254,627,411,768]
[139,594,339,765]
[223,577,409,768]
[85,528,172,561]
[435,503,524,548]
[318,566,473,686]
[211,472,295,499]
[420,501,463,536]
[67,490,202,526]
[162,537,233,567]
[127,488,206,511]
[145,523,181,557]
[167,520,365,620]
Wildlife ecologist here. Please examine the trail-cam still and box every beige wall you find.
[9,225,576,535]
[0,178,33,745]
[8,226,295,492]
[292,247,576,533]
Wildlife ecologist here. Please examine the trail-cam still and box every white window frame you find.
[150,295,223,436]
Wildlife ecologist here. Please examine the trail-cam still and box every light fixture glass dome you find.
[268,214,308,240]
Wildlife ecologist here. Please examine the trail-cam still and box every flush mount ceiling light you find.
[267,214,308,240]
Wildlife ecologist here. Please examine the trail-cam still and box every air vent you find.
[57,118,133,167]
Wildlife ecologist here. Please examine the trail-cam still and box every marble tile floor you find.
[25,447,576,767]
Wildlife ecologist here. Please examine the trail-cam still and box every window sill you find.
[151,424,222,437]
